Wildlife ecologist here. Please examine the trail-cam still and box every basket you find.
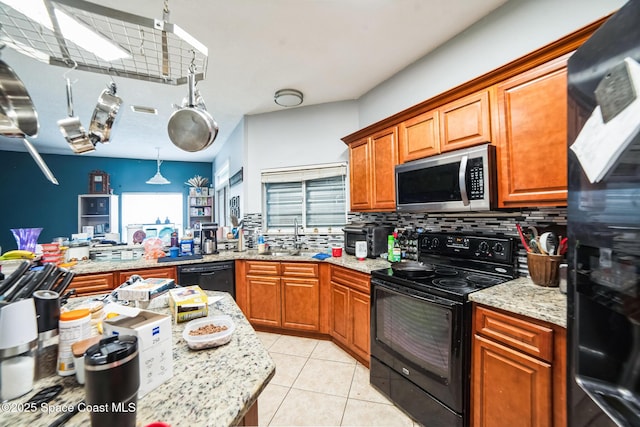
[527,252,563,287]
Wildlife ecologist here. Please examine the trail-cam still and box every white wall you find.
[244,101,357,212]
[358,0,625,128]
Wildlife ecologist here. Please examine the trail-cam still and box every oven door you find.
[370,278,465,412]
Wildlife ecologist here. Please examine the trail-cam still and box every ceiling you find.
[0,0,509,162]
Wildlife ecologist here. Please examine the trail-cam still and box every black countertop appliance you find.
[567,2,640,425]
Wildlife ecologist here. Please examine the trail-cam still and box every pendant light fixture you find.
[146,147,171,185]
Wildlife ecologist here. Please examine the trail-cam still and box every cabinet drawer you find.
[69,272,115,296]
[246,261,281,276]
[281,262,318,278]
[474,306,553,362]
[330,265,370,294]
[118,266,176,283]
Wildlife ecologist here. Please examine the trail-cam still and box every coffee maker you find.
[200,223,219,254]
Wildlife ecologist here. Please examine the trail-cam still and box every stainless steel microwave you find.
[395,143,497,212]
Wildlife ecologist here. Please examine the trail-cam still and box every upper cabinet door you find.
[349,137,371,211]
[496,55,569,208]
[370,126,398,210]
[398,110,440,163]
[440,89,492,153]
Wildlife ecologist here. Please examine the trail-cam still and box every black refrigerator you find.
[567,1,640,426]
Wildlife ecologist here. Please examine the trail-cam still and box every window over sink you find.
[262,163,347,232]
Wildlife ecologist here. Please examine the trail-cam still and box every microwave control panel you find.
[468,157,485,200]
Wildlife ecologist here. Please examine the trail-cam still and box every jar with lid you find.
[57,308,91,376]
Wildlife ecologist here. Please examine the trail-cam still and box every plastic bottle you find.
[256,229,266,254]
[57,309,91,376]
[388,235,395,261]
[393,231,402,262]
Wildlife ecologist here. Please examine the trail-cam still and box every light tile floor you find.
[255,331,419,427]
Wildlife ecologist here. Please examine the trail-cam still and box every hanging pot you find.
[58,77,95,154]
[167,70,218,152]
[0,60,58,184]
[88,81,122,145]
[0,59,38,138]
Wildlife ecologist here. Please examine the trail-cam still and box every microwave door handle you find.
[459,155,470,206]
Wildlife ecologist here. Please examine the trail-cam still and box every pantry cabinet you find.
[471,305,566,427]
[241,261,321,332]
[347,126,398,211]
[495,54,569,208]
[329,265,371,365]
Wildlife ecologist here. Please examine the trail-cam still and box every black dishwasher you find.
[177,261,235,299]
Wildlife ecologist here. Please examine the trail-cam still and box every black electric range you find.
[369,232,517,427]
[371,232,518,302]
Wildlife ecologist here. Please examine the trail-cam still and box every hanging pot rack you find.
[0,0,208,85]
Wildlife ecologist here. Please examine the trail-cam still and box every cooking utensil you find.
[88,81,122,145]
[516,223,531,252]
[391,261,435,278]
[167,67,218,152]
[21,138,59,185]
[58,77,95,154]
[0,59,38,137]
[540,232,558,255]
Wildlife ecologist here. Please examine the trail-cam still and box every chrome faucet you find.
[293,217,301,249]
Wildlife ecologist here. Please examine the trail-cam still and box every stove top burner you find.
[465,274,503,287]
[434,268,458,277]
[432,278,469,288]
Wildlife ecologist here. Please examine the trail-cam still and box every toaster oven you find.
[343,223,391,258]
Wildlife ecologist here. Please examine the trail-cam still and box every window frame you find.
[261,163,347,233]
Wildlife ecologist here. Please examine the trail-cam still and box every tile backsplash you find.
[241,207,566,277]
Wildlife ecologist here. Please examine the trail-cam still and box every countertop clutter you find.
[2,291,275,427]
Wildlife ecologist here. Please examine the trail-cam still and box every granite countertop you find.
[59,249,391,275]
[2,291,275,427]
[468,277,567,328]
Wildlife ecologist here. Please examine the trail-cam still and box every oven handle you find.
[458,154,470,206]
[372,278,459,308]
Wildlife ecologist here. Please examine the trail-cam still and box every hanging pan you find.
[88,81,122,145]
[0,59,58,185]
[57,77,95,154]
[167,68,218,152]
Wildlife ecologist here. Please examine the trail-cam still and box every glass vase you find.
[11,228,42,252]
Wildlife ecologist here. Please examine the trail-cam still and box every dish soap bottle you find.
[256,228,266,254]
[388,235,395,261]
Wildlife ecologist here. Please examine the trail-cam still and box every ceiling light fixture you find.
[146,147,171,185]
[274,89,303,107]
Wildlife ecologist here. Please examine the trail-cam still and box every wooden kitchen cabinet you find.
[440,88,493,153]
[329,265,371,365]
[347,126,398,211]
[398,89,493,164]
[471,304,566,427]
[495,54,569,208]
[398,109,440,163]
[242,260,321,332]
[68,272,116,296]
[118,266,177,283]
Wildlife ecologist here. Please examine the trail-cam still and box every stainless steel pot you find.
[167,70,218,152]
[88,82,122,145]
[0,59,38,138]
[58,78,95,154]
[0,59,58,184]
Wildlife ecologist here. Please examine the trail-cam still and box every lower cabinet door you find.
[281,277,320,331]
[350,289,370,363]
[330,282,350,346]
[247,275,281,327]
[472,334,552,427]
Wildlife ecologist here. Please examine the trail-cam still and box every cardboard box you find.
[168,285,208,323]
[118,278,176,301]
[102,304,173,398]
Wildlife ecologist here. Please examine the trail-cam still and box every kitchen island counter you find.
[468,277,567,327]
[2,291,275,427]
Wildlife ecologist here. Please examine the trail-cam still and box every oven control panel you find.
[419,233,514,262]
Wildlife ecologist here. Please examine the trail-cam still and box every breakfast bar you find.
[2,291,275,427]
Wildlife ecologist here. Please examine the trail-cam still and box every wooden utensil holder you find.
[527,252,563,287]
